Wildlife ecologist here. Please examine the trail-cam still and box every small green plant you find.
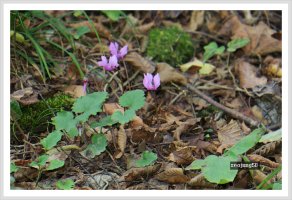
[186,128,265,184]
[147,27,195,67]
[101,10,125,21]
[56,179,75,190]
[136,151,158,167]
[203,38,250,63]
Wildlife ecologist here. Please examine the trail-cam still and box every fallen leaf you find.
[188,173,216,188]
[124,52,155,73]
[263,56,282,78]
[250,170,271,187]
[173,118,197,141]
[62,85,85,98]
[123,164,161,182]
[11,87,33,100]
[251,105,268,125]
[217,120,245,154]
[157,63,187,85]
[180,59,215,75]
[104,103,124,114]
[235,60,267,89]
[218,16,281,55]
[185,11,205,31]
[247,154,279,168]
[155,168,190,184]
[168,147,195,165]
[130,125,163,144]
[115,125,127,159]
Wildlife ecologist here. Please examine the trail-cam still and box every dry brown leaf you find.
[69,21,112,39]
[235,60,267,89]
[247,154,280,168]
[123,164,161,182]
[157,63,187,85]
[104,103,124,114]
[185,11,205,31]
[62,85,85,98]
[168,147,195,165]
[130,125,163,144]
[173,118,197,141]
[217,120,244,154]
[188,173,216,188]
[124,52,155,73]
[162,20,183,29]
[253,141,281,156]
[251,105,268,125]
[218,16,281,55]
[250,170,271,187]
[155,168,190,184]
[115,125,127,159]
[14,167,38,182]
[263,56,282,78]
[11,87,33,100]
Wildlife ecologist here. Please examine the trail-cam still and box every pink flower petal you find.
[153,73,160,90]
[119,45,128,59]
[109,42,119,57]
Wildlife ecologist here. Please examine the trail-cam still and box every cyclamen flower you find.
[109,42,128,60]
[143,73,160,91]
[82,77,88,94]
[98,55,119,71]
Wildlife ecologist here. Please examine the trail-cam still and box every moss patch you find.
[17,93,74,134]
[146,27,195,67]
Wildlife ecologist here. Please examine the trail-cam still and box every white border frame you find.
[1,2,290,199]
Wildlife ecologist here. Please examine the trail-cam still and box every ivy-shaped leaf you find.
[29,154,49,169]
[80,134,107,158]
[56,179,75,190]
[111,109,135,124]
[259,128,281,143]
[119,90,145,111]
[52,111,76,132]
[227,38,250,52]
[136,151,157,167]
[186,159,206,170]
[90,116,116,128]
[40,130,63,150]
[203,42,225,62]
[10,162,19,173]
[73,26,90,40]
[101,10,125,21]
[72,92,108,115]
[46,159,65,171]
[202,155,238,184]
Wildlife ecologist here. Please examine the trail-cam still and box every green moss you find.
[146,27,195,67]
[17,93,74,134]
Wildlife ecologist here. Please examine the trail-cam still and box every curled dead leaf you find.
[123,164,161,182]
[235,60,267,89]
[124,52,155,73]
[173,118,197,141]
[168,147,195,165]
[247,154,279,168]
[180,59,215,75]
[185,11,205,31]
[157,63,187,85]
[188,173,216,188]
[115,125,127,159]
[155,168,190,184]
[263,56,282,78]
[130,125,163,144]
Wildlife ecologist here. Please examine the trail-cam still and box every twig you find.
[186,83,260,127]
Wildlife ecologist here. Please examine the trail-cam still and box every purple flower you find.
[109,42,128,60]
[98,55,119,71]
[143,73,160,91]
[82,77,88,94]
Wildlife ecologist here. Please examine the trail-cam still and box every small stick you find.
[186,84,260,127]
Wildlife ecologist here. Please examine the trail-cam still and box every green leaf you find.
[101,10,125,21]
[46,159,65,171]
[56,179,75,190]
[10,30,27,44]
[202,155,238,184]
[80,134,107,158]
[227,38,250,52]
[90,116,117,128]
[72,92,108,116]
[119,90,145,111]
[29,154,49,169]
[272,182,282,190]
[10,100,22,120]
[259,128,282,143]
[186,159,206,170]
[73,10,83,17]
[52,111,76,132]
[40,130,63,150]
[111,109,136,124]
[136,151,157,167]
[10,162,19,173]
[67,127,79,138]
[225,128,265,157]
[203,42,225,62]
[73,26,90,40]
